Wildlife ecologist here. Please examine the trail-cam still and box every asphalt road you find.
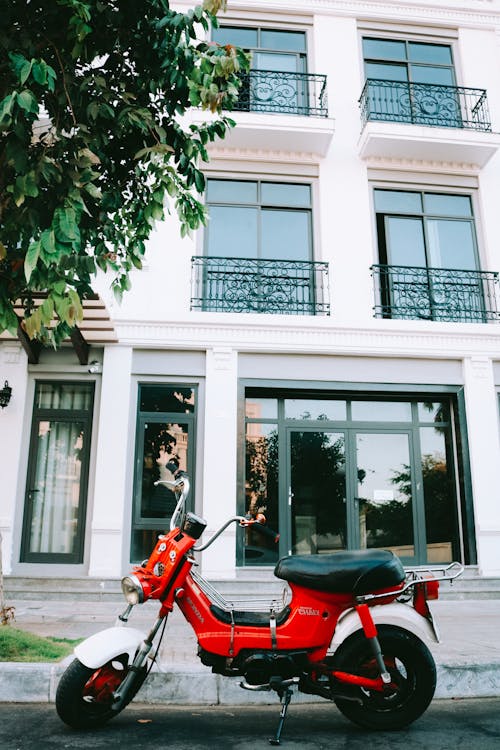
[1,699,500,750]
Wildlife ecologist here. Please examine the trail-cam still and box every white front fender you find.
[329,602,439,654]
[74,626,147,670]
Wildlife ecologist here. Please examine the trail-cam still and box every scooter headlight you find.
[121,574,144,605]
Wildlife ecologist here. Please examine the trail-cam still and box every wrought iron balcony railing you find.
[372,264,500,323]
[191,256,330,315]
[360,79,491,131]
[232,69,328,117]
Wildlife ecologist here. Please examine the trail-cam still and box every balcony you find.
[372,264,500,323]
[358,79,500,166]
[193,69,334,156]
[191,256,330,316]
[233,70,328,118]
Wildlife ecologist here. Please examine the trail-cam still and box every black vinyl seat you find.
[274,549,405,596]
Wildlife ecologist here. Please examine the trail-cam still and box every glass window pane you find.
[363,38,407,61]
[35,382,93,410]
[140,422,189,521]
[385,217,426,267]
[410,65,454,86]
[206,206,258,258]
[409,43,452,65]
[261,30,306,52]
[418,401,450,423]
[140,386,195,414]
[420,426,456,563]
[246,397,278,419]
[285,399,346,420]
[261,209,310,261]
[207,179,257,204]
[356,432,414,557]
[374,190,422,214]
[261,182,311,207]
[245,423,279,565]
[253,51,299,73]
[291,431,346,554]
[28,420,85,555]
[426,219,477,270]
[211,26,258,48]
[365,62,408,81]
[424,193,472,217]
[351,401,412,421]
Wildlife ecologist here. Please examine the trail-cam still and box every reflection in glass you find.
[28,420,85,555]
[352,401,412,422]
[245,398,278,420]
[356,433,414,559]
[140,386,195,414]
[36,382,93,411]
[418,401,449,423]
[420,427,457,563]
[140,422,189,520]
[245,423,279,565]
[284,399,346,421]
[291,431,346,555]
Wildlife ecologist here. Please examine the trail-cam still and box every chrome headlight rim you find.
[121,574,144,605]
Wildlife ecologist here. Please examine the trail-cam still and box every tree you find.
[0,0,249,344]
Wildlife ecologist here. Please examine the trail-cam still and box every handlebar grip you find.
[253,520,280,544]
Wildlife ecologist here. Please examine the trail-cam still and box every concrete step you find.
[5,568,500,602]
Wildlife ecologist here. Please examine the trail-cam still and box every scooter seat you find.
[274,549,405,596]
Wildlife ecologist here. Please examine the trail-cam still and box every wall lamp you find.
[0,380,12,409]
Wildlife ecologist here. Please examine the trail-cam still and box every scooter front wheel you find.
[331,624,436,730]
[56,657,147,729]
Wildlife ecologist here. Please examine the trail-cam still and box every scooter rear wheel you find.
[56,656,147,729]
[331,624,436,730]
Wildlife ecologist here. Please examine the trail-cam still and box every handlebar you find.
[154,471,280,548]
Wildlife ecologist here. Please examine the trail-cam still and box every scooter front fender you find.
[74,626,147,670]
[329,602,439,654]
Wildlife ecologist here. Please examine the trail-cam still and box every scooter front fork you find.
[355,603,391,684]
[112,615,166,710]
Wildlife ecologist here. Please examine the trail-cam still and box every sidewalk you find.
[1,595,500,704]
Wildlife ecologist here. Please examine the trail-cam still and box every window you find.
[21,382,94,564]
[372,188,498,322]
[191,179,329,315]
[361,37,465,128]
[211,26,326,116]
[131,385,196,562]
[242,392,470,568]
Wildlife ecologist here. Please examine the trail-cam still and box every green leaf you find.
[19,59,33,85]
[41,229,56,254]
[24,240,41,282]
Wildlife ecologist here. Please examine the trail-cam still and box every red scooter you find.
[56,470,463,745]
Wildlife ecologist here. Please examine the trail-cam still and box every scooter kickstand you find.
[269,685,293,746]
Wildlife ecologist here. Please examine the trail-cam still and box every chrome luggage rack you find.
[191,569,291,614]
[357,561,464,604]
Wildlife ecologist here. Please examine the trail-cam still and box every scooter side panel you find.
[328,601,439,654]
[74,626,146,669]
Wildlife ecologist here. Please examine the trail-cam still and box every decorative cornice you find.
[363,155,481,174]
[208,146,320,163]
[173,0,500,28]
[114,317,500,360]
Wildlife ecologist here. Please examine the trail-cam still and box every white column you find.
[0,344,27,575]
[200,347,238,579]
[462,357,500,576]
[88,346,133,577]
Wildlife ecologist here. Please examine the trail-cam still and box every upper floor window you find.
[205,178,312,261]
[360,36,480,130]
[211,26,327,117]
[371,188,500,323]
[191,179,329,315]
[363,37,456,87]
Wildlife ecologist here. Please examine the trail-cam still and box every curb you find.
[1,661,500,704]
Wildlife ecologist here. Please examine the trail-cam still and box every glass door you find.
[288,429,347,555]
[354,431,417,563]
[21,382,94,564]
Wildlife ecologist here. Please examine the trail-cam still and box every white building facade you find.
[2,0,500,584]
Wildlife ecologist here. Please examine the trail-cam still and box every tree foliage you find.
[0,0,249,343]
